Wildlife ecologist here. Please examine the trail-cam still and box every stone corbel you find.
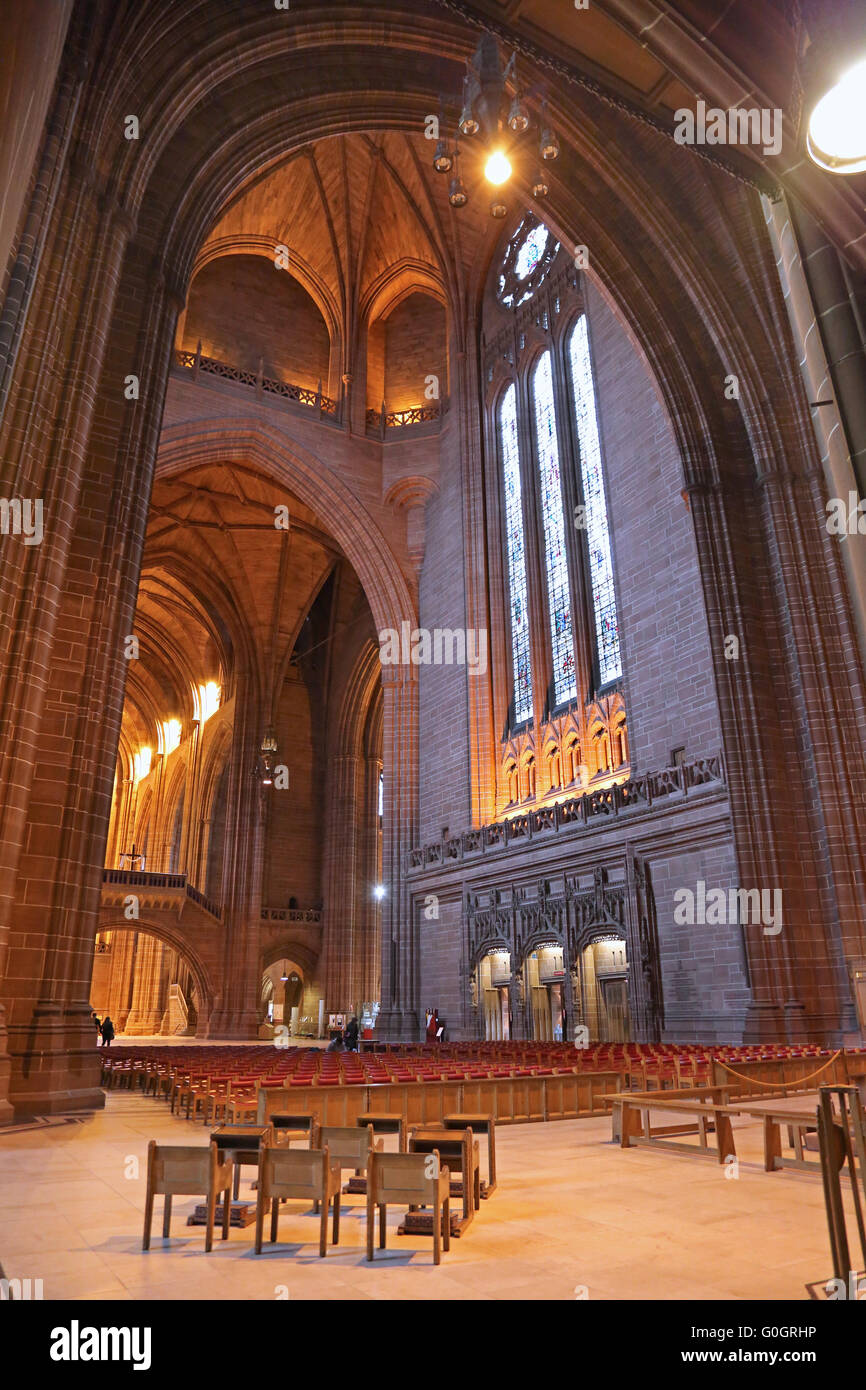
[384,475,439,569]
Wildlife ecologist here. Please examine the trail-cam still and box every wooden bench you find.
[619,1095,738,1163]
[606,1085,732,1143]
[738,1105,822,1173]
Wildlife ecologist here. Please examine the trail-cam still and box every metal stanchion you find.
[814,1085,866,1296]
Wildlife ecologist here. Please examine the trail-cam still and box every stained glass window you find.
[568,315,622,685]
[514,223,549,280]
[532,352,577,705]
[499,384,533,723]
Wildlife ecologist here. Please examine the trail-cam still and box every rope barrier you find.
[709,1051,843,1088]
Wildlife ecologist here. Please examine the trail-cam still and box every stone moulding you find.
[406,752,725,871]
[260,908,323,925]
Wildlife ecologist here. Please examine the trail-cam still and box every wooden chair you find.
[254,1146,342,1257]
[225,1079,260,1125]
[142,1140,233,1253]
[318,1124,381,1190]
[366,1150,451,1266]
[409,1126,480,1224]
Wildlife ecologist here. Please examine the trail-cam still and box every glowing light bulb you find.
[485,149,512,185]
[807,56,866,174]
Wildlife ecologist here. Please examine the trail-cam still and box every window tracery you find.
[497,214,560,309]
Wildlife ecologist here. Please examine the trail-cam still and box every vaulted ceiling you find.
[196,130,501,340]
[119,462,356,763]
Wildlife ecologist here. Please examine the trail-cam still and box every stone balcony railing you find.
[174,347,445,440]
[406,753,726,872]
[365,401,444,438]
[101,869,222,920]
[174,348,339,419]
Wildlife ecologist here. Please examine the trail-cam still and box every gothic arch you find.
[361,259,448,327]
[470,934,512,970]
[189,235,341,348]
[261,939,319,978]
[99,918,216,1025]
[157,421,416,637]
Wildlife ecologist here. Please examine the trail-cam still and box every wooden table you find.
[211,1124,272,1199]
[444,1112,497,1194]
[356,1112,407,1151]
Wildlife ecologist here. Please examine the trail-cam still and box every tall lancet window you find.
[499,383,533,723]
[532,351,576,705]
[568,315,622,686]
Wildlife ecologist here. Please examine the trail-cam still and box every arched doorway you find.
[575,934,631,1043]
[524,941,567,1041]
[260,959,304,1036]
[475,947,512,1040]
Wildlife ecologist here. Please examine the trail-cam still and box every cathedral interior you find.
[1,0,866,1316]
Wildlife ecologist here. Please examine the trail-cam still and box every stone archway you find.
[92,919,217,1040]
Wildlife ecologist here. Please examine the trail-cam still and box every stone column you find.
[106,931,137,1033]
[203,683,262,1038]
[320,753,364,1011]
[124,936,170,1036]
[0,123,182,1110]
[376,668,419,1039]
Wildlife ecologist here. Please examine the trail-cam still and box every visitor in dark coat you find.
[100,1016,115,1047]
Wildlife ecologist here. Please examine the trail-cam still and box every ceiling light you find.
[490,197,508,219]
[806,55,866,174]
[432,139,453,173]
[531,168,550,198]
[507,95,529,133]
[448,174,468,207]
[540,127,560,161]
[485,149,512,184]
[459,104,480,137]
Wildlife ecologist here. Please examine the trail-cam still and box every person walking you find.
[100,1015,115,1047]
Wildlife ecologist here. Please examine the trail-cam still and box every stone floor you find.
[0,1091,852,1301]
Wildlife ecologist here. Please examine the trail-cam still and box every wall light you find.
[806,55,866,174]
[374,884,385,900]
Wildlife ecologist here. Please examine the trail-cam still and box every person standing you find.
[343,1015,359,1052]
[92,1012,102,1044]
[100,1015,115,1047]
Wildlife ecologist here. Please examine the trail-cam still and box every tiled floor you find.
[0,1091,851,1300]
